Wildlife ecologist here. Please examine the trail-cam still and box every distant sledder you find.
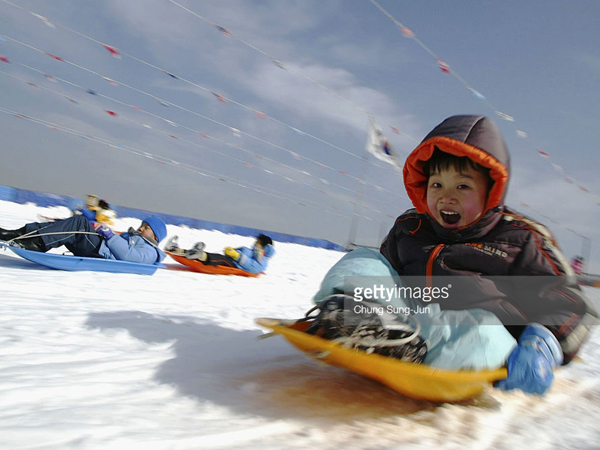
[73,194,116,226]
[165,234,274,276]
[0,214,167,266]
[36,194,116,224]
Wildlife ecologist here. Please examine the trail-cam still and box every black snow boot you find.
[0,226,26,242]
[11,235,46,252]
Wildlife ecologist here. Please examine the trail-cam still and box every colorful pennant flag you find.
[272,59,286,70]
[0,55,10,63]
[162,70,178,79]
[365,121,400,167]
[390,126,400,134]
[437,59,451,74]
[31,13,55,29]
[253,110,266,119]
[399,26,414,38]
[468,87,486,101]
[105,110,117,116]
[215,25,231,37]
[101,75,119,86]
[212,92,226,103]
[44,52,64,62]
[495,111,515,122]
[101,44,121,59]
[537,149,550,158]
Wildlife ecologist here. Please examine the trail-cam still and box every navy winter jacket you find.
[381,115,597,363]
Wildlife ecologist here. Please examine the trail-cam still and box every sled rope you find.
[10,230,103,241]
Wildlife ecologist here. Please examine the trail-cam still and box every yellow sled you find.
[256,317,507,402]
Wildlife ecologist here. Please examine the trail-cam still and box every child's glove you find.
[224,247,240,260]
[495,324,563,395]
[95,225,115,240]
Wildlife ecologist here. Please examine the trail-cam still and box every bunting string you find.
[0,28,408,195]
[0,32,410,208]
[0,0,413,170]
[368,0,600,207]
[165,0,419,144]
[0,104,394,221]
[519,202,590,242]
[0,65,404,218]
[0,56,410,215]
[2,0,594,241]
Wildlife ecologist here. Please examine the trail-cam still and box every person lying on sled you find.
[0,214,167,265]
[73,194,116,226]
[165,234,274,274]
[378,114,598,394]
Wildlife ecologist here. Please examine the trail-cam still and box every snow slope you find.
[1,200,599,450]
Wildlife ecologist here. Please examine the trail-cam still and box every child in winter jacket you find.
[165,234,274,274]
[74,194,116,226]
[380,115,597,394]
[0,214,166,265]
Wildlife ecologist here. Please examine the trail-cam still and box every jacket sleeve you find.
[235,246,268,274]
[80,208,96,222]
[105,234,160,264]
[511,230,598,364]
[380,231,403,274]
[380,213,414,274]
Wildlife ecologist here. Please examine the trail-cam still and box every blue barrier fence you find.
[0,185,346,251]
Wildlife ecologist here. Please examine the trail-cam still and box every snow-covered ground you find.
[1,200,599,450]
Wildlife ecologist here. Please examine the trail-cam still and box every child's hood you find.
[403,115,510,217]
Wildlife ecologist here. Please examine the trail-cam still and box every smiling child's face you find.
[426,165,489,229]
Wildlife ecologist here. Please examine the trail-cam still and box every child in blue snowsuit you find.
[0,214,167,265]
[166,234,274,274]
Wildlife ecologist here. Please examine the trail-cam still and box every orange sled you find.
[167,251,262,277]
[256,318,507,402]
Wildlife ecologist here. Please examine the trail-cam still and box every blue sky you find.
[1,0,599,270]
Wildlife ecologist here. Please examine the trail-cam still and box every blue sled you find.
[0,242,164,275]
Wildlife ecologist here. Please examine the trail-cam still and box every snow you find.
[1,200,599,450]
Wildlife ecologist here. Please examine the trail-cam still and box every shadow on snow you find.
[85,310,503,423]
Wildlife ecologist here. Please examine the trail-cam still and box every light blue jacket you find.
[98,232,166,265]
[313,248,516,370]
[233,244,275,274]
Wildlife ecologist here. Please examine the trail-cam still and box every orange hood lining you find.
[403,136,509,216]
